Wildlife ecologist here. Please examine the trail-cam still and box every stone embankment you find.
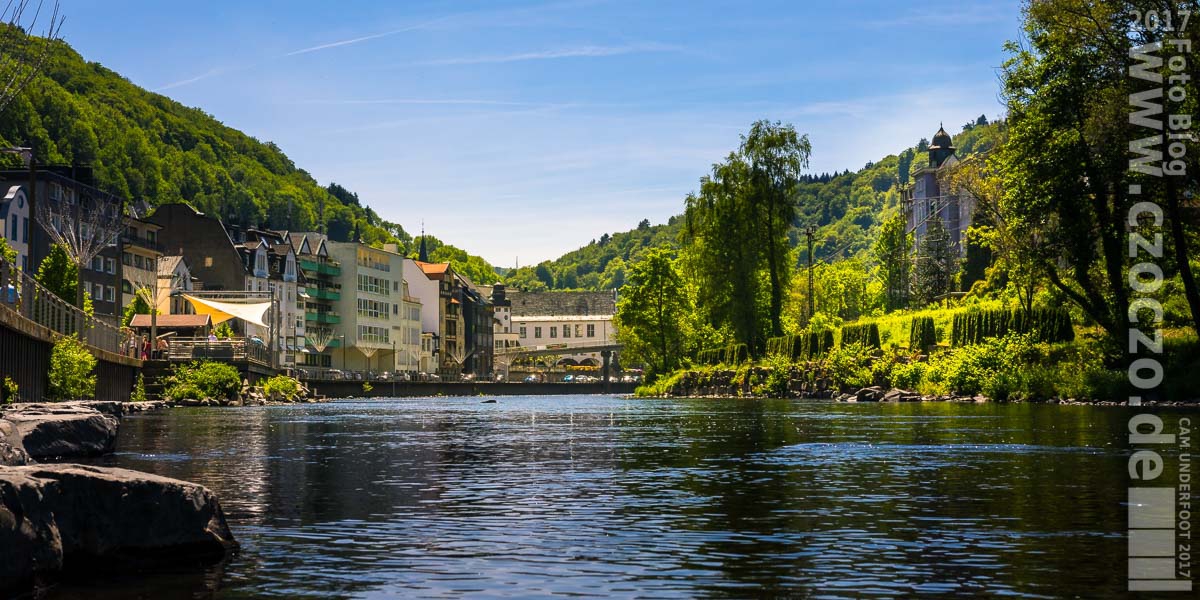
[0,400,237,596]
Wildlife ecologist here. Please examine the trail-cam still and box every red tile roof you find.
[129,314,212,328]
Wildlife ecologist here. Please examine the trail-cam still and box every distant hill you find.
[0,26,499,283]
[515,118,1004,291]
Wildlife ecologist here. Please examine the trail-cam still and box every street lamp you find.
[391,339,397,397]
[339,334,346,372]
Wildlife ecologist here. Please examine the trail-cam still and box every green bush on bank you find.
[164,361,241,401]
[263,374,302,400]
[48,335,97,401]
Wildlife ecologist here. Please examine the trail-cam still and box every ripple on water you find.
[57,396,1148,598]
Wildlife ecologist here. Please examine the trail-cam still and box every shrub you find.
[766,329,835,360]
[2,376,17,404]
[840,322,881,350]
[824,342,874,390]
[950,307,1074,346]
[890,361,926,390]
[753,354,791,398]
[698,343,750,366]
[131,373,147,402]
[362,381,373,393]
[263,374,302,400]
[48,335,97,400]
[164,361,241,401]
[909,316,937,350]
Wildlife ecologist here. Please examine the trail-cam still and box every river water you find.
[56,396,1179,598]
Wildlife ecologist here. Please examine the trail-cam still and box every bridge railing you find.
[0,254,124,355]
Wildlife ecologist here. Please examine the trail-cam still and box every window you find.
[549,326,557,338]
[121,280,131,293]
[446,320,457,336]
[534,327,542,338]
[519,326,527,338]
[575,324,582,338]
[357,298,389,319]
[587,324,595,337]
[357,325,389,343]
[393,304,399,315]
[122,253,132,266]
[562,325,570,338]
[134,255,144,269]
[357,274,390,296]
[105,258,116,274]
[105,286,115,302]
[22,217,28,243]
[92,283,102,300]
[91,256,103,271]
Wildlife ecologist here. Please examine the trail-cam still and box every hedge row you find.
[950,307,1075,346]
[697,343,750,366]
[766,329,836,360]
[840,322,881,350]
[910,317,937,350]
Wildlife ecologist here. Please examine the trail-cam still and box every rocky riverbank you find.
[648,367,1193,406]
[0,401,238,596]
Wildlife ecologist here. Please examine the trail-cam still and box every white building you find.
[327,242,422,375]
[1,185,30,271]
[507,291,619,371]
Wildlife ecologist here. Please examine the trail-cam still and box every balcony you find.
[305,310,341,325]
[307,287,341,301]
[299,259,341,277]
[121,234,164,253]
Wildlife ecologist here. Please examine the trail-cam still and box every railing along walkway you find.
[0,255,125,355]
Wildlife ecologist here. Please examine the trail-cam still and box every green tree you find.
[998,0,1200,337]
[614,248,691,381]
[914,216,954,305]
[121,290,154,327]
[742,120,812,337]
[48,334,97,400]
[873,212,912,311]
[35,244,79,307]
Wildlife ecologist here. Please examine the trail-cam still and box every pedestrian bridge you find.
[493,340,621,358]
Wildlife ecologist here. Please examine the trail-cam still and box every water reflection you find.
[51,397,1181,598]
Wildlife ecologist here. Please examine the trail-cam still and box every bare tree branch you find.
[0,0,63,116]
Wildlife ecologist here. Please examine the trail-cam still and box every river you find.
[56,395,1175,598]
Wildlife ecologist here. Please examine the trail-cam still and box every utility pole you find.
[804,225,817,323]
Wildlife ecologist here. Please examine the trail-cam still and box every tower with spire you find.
[418,222,429,262]
[904,123,974,260]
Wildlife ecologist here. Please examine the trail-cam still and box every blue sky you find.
[60,0,1021,265]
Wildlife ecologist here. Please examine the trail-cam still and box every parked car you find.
[523,375,539,383]
[562,374,574,383]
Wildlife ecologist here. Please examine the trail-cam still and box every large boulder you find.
[0,403,119,461]
[855,386,885,402]
[0,464,238,595]
[0,468,62,589]
[0,419,31,466]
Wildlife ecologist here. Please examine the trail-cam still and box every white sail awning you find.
[181,294,271,328]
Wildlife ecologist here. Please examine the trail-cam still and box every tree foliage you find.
[48,334,95,400]
[614,248,692,380]
[34,243,77,306]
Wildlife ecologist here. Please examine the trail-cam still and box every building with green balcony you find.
[288,232,342,370]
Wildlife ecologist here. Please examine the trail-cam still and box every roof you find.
[157,255,186,277]
[416,261,451,275]
[930,124,954,149]
[129,314,212,328]
[509,291,617,317]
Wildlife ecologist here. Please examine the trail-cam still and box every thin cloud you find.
[285,16,452,56]
[295,98,543,107]
[156,66,243,91]
[418,42,678,66]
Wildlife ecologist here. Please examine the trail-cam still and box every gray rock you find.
[0,419,31,466]
[0,464,238,596]
[1,404,119,461]
[855,386,885,402]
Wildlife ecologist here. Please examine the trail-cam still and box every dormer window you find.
[255,248,268,277]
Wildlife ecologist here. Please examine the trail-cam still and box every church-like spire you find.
[418,221,429,262]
